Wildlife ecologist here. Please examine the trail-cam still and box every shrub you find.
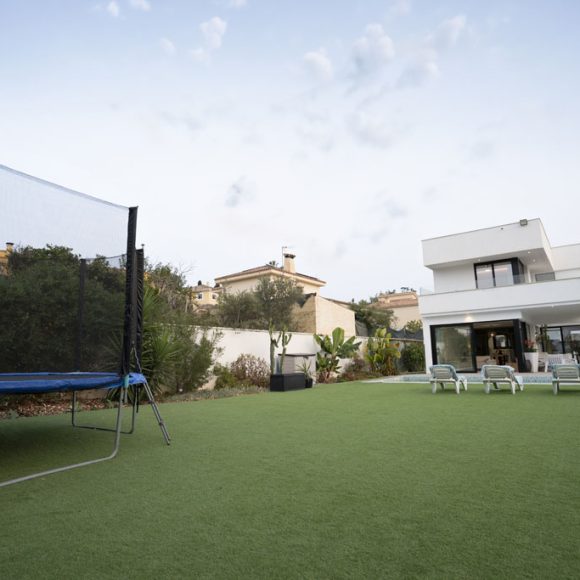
[400,342,425,373]
[213,363,238,390]
[230,354,270,388]
[365,328,400,376]
[173,327,222,393]
[338,355,379,382]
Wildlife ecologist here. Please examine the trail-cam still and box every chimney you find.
[283,253,296,274]
[5,242,13,253]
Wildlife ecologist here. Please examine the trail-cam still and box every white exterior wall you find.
[432,264,476,293]
[207,327,366,373]
[211,327,319,365]
[222,278,261,293]
[551,244,580,271]
[420,277,580,318]
[423,219,550,268]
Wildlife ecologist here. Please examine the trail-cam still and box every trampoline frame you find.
[0,204,171,488]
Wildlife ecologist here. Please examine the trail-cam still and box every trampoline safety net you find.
[0,164,138,375]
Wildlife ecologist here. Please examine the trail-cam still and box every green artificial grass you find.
[1,382,580,579]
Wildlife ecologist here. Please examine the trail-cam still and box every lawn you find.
[1,381,580,579]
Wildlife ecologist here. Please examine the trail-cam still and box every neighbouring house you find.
[375,291,421,330]
[0,242,13,275]
[214,253,356,336]
[419,218,580,373]
[190,280,222,309]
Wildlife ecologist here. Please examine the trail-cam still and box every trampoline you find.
[0,164,170,488]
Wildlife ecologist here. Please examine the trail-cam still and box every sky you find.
[1,0,579,301]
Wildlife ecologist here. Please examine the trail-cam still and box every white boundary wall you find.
[206,327,419,365]
[209,327,319,365]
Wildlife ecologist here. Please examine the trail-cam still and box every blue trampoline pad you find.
[0,372,146,395]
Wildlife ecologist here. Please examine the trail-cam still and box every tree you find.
[350,299,394,335]
[145,262,192,315]
[404,320,423,335]
[216,291,262,329]
[253,277,303,329]
[0,246,124,373]
[400,342,425,372]
[0,246,220,394]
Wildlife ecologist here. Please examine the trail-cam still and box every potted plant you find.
[269,326,306,391]
[524,339,539,373]
[297,358,314,388]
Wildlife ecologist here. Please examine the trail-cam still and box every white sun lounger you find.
[481,365,524,395]
[429,364,468,395]
[552,364,580,395]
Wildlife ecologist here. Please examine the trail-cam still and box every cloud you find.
[297,112,335,152]
[159,111,203,135]
[191,16,227,63]
[422,186,439,200]
[468,139,495,161]
[190,48,209,63]
[303,48,334,81]
[390,0,411,15]
[106,1,120,18]
[396,15,467,89]
[382,199,407,218]
[225,177,255,207]
[426,15,467,50]
[347,111,397,149]
[160,38,176,55]
[201,17,227,50]
[397,54,439,88]
[129,0,151,11]
[352,24,395,75]
[229,0,247,8]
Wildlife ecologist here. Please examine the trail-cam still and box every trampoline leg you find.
[142,380,171,445]
[71,385,137,435]
[0,383,127,488]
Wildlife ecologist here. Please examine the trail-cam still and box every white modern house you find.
[419,219,580,372]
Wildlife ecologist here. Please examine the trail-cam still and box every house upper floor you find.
[214,253,326,296]
[422,219,580,294]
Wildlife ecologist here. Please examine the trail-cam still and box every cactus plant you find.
[279,327,292,373]
[268,324,293,374]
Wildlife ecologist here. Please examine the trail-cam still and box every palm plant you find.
[314,327,361,383]
[365,327,400,376]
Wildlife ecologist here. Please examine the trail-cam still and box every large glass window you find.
[475,259,523,288]
[475,264,494,289]
[546,328,564,354]
[493,262,514,287]
[564,327,580,355]
[434,325,474,371]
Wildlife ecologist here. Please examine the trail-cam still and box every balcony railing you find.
[475,274,527,289]
[474,272,563,289]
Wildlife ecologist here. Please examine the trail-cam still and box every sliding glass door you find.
[433,325,474,372]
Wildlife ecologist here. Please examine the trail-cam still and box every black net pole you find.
[74,258,87,371]
[122,207,138,376]
[135,248,145,371]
